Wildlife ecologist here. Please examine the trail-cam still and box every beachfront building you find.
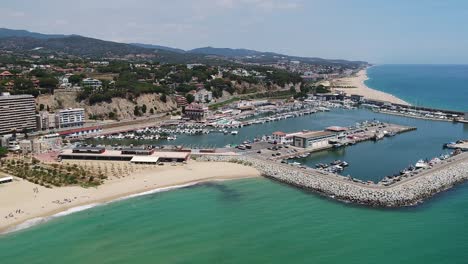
[184,103,208,121]
[56,108,85,129]
[0,93,36,134]
[60,148,190,163]
[82,78,102,90]
[292,131,335,149]
[350,94,365,103]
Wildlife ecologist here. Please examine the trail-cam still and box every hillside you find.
[189,47,366,66]
[0,28,367,66]
[0,28,68,39]
[0,36,155,57]
[130,43,185,53]
[189,47,263,57]
[36,90,178,121]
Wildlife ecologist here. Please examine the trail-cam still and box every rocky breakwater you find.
[199,153,468,207]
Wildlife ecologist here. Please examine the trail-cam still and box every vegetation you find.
[0,147,7,157]
[0,159,105,188]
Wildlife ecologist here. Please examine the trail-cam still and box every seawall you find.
[200,153,468,207]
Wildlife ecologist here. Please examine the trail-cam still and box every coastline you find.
[0,161,260,234]
[332,68,411,106]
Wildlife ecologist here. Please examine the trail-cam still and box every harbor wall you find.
[199,153,468,207]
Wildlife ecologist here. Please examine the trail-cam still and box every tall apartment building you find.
[56,108,85,128]
[0,92,36,134]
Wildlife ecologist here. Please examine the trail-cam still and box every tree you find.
[149,108,154,115]
[0,147,7,157]
[185,94,195,104]
[134,106,141,116]
[160,94,167,103]
[39,104,45,111]
[141,104,147,114]
[68,74,84,84]
[39,77,58,89]
[289,86,297,94]
[108,112,116,119]
[14,78,34,90]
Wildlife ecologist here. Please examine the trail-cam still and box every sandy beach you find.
[0,161,260,234]
[332,69,410,105]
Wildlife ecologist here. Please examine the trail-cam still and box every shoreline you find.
[0,161,260,235]
[332,68,411,106]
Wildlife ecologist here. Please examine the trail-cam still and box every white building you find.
[56,108,85,128]
[59,77,72,89]
[194,89,213,103]
[82,78,102,90]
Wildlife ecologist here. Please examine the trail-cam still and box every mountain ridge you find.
[0,28,366,65]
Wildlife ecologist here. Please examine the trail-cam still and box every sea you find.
[366,64,468,111]
[1,65,468,263]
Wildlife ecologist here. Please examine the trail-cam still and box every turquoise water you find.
[2,65,468,263]
[366,64,468,111]
[1,178,468,264]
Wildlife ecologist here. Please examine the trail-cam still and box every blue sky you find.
[0,0,467,64]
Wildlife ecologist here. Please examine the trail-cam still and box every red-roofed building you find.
[271,131,287,144]
[175,95,188,107]
[184,103,208,121]
[0,71,14,80]
[58,126,102,138]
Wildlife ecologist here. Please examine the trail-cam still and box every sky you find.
[0,0,467,64]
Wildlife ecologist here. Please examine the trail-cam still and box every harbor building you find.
[292,131,335,149]
[271,131,287,144]
[56,108,85,128]
[184,103,208,121]
[0,93,36,134]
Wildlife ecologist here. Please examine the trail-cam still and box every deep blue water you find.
[366,65,468,111]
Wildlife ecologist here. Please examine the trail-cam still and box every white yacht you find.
[415,160,428,169]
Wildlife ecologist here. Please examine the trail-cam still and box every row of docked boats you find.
[379,153,454,186]
[315,160,349,173]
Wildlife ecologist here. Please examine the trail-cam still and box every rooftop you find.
[272,131,287,136]
[294,130,335,139]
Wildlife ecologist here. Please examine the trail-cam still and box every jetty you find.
[200,151,468,207]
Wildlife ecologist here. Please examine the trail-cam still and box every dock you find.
[244,122,416,160]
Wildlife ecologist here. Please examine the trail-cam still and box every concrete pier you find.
[200,152,468,207]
